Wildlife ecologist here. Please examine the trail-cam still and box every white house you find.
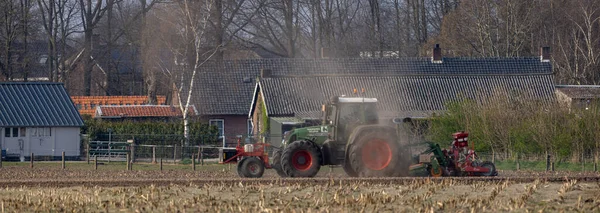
[0,82,84,161]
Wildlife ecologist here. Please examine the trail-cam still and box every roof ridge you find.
[0,82,63,85]
[260,72,553,78]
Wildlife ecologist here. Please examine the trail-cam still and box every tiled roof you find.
[189,57,551,115]
[71,95,167,116]
[555,85,600,99]
[257,71,555,118]
[95,105,197,118]
[0,82,84,127]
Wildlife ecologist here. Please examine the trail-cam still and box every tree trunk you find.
[83,28,93,95]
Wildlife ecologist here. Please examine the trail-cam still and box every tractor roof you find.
[337,97,378,103]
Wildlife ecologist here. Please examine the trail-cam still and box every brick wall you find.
[203,115,249,147]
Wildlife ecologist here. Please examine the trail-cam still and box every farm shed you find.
[249,55,556,147]
[0,82,84,161]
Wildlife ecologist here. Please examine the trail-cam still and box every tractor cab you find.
[322,96,379,142]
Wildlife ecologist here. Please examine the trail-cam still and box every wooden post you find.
[595,162,598,172]
[0,151,3,168]
[94,156,98,170]
[160,158,163,171]
[516,153,520,171]
[152,146,156,164]
[197,146,201,163]
[173,146,176,164]
[546,154,550,172]
[62,152,65,169]
[200,147,204,166]
[30,153,34,168]
[87,142,90,164]
[192,154,196,171]
[551,162,555,172]
[126,153,130,171]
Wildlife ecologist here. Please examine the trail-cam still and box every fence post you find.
[197,146,201,163]
[201,147,204,166]
[87,142,90,164]
[94,155,98,170]
[546,154,550,172]
[551,162,555,172]
[128,139,135,163]
[516,153,520,171]
[152,146,156,164]
[160,158,163,171]
[173,146,176,164]
[30,153,34,168]
[62,152,65,169]
[126,153,130,171]
[192,154,196,171]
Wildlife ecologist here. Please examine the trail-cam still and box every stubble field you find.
[0,162,598,212]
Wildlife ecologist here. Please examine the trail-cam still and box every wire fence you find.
[1,133,597,172]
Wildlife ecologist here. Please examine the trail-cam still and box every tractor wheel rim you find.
[361,139,392,171]
[292,150,313,171]
[249,162,259,175]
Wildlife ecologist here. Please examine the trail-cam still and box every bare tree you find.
[148,0,220,145]
[38,0,79,83]
[0,0,20,80]
[79,0,121,95]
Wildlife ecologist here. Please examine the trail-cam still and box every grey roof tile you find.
[189,57,552,115]
[0,82,84,127]
[259,74,555,118]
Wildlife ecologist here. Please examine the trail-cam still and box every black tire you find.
[237,157,248,178]
[343,145,359,177]
[479,161,497,176]
[281,140,321,177]
[240,157,265,178]
[272,149,287,177]
[349,129,403,177]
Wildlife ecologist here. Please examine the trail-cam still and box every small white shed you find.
[0,82,84,161]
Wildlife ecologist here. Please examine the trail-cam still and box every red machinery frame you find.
[220,137,273,169]
[450,132,491,175]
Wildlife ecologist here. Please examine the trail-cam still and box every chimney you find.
[260,69,272,78]
[540,46,551,62]
[432,44,442,63]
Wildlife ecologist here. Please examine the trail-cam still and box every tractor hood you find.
[282,125,330,147]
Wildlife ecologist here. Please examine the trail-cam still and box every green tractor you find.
[271,96,410,177]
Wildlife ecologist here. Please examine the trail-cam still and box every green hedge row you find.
[81,117,220,146]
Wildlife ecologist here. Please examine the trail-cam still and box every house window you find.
[247,119,253,136]
[32,127,51,137]
[209,119,225,145]
[19,127,25,137]
[5,128,19,137]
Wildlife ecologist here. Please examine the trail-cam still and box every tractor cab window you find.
[337,103,378,141]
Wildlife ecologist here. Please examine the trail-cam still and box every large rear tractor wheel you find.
[479,161,497,176]
[240,157,265,178]
[343,145,359,177]
[349,130,405,177]
[272,149,287,177]
[281,140,321,177]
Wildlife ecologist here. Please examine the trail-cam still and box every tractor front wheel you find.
[272,149,287,177]
[281,140,321,177]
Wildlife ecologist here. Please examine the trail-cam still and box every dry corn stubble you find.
[0,167,598,212]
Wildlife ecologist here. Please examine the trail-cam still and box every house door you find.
[3,127,26,161]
